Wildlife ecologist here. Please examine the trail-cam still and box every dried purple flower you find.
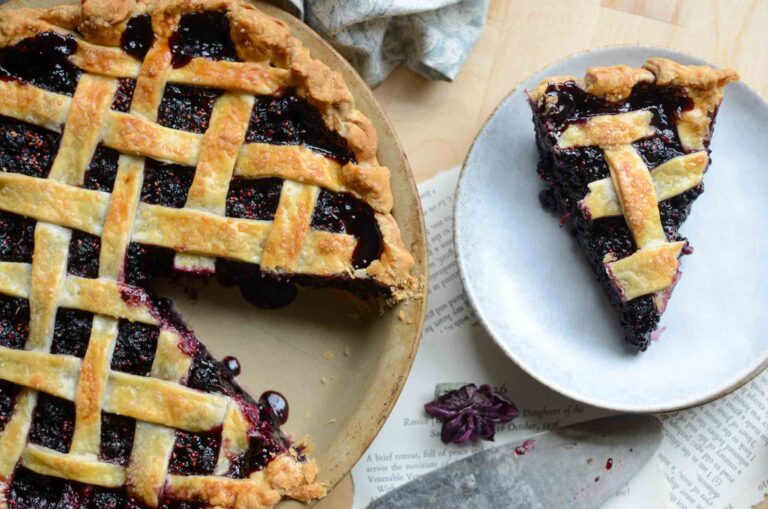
[424,384,519,444]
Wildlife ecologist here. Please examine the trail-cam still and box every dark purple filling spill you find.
[67,231,101,278]
[83,144,120,192]
[246,92,355,164]
[311,190,382,269]
[215,260,298,309]
[140,159,196,208]
[51,308,93,358]
[0,115,61,179]
[168,11,238,68]
[100,413,137,467]
[112,78,137,113]
[110,320,159,376]
[0,32,80,95]
[168,430,222,475]
[531,81,704,350]
[120,15,155,61]
[0,296,30,350]
[223,356,241,376]
[28,394,75,453]
[260,391,288,425]
[157,84,221,134]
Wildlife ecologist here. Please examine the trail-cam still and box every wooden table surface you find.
[319,0,768,506]
[373,0,768,184]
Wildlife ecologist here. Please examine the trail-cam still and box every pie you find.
[528,58,737,350]
[0,0,419,506]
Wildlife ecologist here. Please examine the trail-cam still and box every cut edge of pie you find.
[527,58,738,350]
[0,0,422,305]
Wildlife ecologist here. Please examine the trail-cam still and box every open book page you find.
[351,167,768,509]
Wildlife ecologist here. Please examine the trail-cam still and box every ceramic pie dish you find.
[0,0,427,506]
[455,46,768,412]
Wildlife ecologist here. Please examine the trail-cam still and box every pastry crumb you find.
[343,346,351,357]
[329,419,336,424]
[320,377,327,385]
[323,351,336,360]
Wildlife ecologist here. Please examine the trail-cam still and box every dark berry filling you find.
[531,81,703,350]
[28,394,75,453]
[157,84,221,134]
[168,430,221,475]
[312,190,382,269]
[0,380,20,434]
[124,243,176,287]
[0,32,80,95]
[8,466,133,508]
[0,212,35,264]
[8,467,67,508]
[0,296,30,349]
[260,390,288,425]
[121,15,155,61]
[84,144,120,192]
[187,350,239,395]
[246,92,355,164]
[222,356,241,376]
[51,308,93,358]
[0,115,61,179]
[112,78,137,113]
[140,159,196,208]
[110,320,159,376]
[67,231,101,278]
[100,413,136,466]
[225,178,282,221]
[215,260,298,309]
[168,11,238,68]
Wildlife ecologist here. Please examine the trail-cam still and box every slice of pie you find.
[527,58,737,350]
[0,0,420,506]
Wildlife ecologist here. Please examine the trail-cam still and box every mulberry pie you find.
[0,0,418,506]
[528,59,737,350]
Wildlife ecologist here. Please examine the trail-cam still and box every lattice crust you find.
[0,0,418,300]
[0,0,442,506]
[528,58,737,309]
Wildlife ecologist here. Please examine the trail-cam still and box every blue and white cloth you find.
[281,0,490,86]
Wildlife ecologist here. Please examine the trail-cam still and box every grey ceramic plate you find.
[455,46,768,413]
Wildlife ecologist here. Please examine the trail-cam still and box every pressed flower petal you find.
[424,400,458,420]
[425,383,520,445]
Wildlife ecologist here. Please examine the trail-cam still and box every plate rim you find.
[454,44,768,413]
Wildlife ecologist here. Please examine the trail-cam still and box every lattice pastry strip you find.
[556,110,693,304]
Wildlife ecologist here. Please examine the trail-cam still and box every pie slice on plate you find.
[527,58,737,350]
[0,0,419,506]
